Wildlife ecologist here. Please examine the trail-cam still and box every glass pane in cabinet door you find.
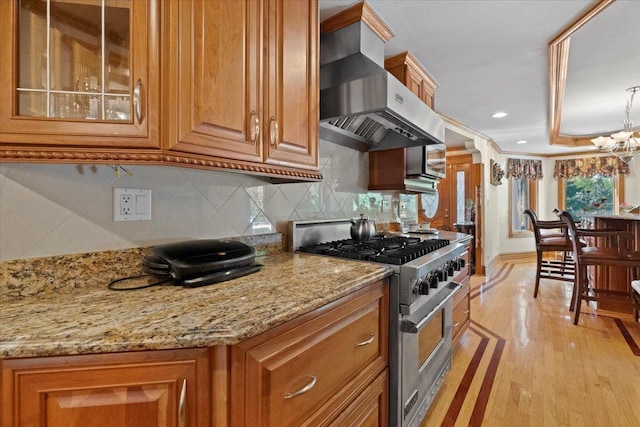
[16,0,132,121]
[105,0,131,120]
[18,0,47,90]
[105,1,130,95]
[50,0,102,95]
[18,91,47,116]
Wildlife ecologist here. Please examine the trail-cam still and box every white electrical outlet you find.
[113,188,152,221]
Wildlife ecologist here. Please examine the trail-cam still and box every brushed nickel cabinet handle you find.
[178,378,187,427]
[269,116,279,148]
[463,309,470,314]
[133,78,143,124]
[284,375,317,399]
[356,333,375,346]
[249,111,259,144]
[453,321,460,327]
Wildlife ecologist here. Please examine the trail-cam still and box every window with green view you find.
[565,175,614,220]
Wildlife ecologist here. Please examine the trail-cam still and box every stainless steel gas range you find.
[289,219,469,427]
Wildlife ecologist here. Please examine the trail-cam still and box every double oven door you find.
[398,281,460,427]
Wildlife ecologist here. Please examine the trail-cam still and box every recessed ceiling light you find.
[516,140,527,144]
[492,111,508,118]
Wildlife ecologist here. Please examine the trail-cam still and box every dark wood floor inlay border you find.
[442,337,489,427]
[471,320,505,341]
[470,263,514,300]
[469,338,506,426]
[613,318,640,356]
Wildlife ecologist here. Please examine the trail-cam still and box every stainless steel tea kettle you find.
[350,214,376,241]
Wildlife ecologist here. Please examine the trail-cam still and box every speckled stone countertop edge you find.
[1,248,392,359]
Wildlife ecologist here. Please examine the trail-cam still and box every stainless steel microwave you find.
[405,143,446,179]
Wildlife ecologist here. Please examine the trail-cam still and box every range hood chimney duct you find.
[320,2,445,152]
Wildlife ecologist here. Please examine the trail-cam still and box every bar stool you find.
[524,209,576,303]
[557,210,640,325]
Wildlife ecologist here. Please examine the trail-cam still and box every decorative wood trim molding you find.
[0,148,323,181]
[548,0,617,146]
[320,1,395,42]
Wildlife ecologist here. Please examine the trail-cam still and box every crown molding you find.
[548,0,617,146]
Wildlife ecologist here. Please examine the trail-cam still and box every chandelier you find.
[591,86,640,164]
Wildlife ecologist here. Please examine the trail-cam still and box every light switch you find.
[135,195,148,214]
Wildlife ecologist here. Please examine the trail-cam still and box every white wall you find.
[0,140,378,261]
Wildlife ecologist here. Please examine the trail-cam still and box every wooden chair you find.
[557,210,640,325]
[524,209,576,303]
[632,280,640,322]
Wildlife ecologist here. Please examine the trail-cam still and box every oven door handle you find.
[401,282,462,333]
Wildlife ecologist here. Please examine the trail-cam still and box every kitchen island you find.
[591,214,640,314]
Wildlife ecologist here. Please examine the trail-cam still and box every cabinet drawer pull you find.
[269,116,279,148]
[453,321,460,328]
[133,78,143,124]
[463,309,470,314]
[284,375,317,399]
[249,111,259,144]
[178,378,187,427]
[356,333,375,346]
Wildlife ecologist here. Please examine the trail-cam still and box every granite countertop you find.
[0,236,392,359]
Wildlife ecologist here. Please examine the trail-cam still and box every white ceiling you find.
[318,0,640,155]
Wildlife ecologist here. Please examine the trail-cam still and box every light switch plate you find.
[113,188,152,221]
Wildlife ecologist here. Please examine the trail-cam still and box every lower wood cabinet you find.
[1,280,389,427]
[452,248,471,346]
[230,280,389,427]
[1,348,211,427]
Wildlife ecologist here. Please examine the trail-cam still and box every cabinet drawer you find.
[452,275,470,306]
[236,283,387,427]
[327,369,388,427]
[452,293,470,340]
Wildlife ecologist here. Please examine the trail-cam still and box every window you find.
[565,175,614,219]
[558,175,622,220]
[506,158,542,237]
[553,157,627,219]
[509,178,538,237]
[456,170,465,224]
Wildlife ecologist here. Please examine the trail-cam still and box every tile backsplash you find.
[0,141,410,261]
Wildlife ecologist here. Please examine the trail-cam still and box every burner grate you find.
[299,236,450,265]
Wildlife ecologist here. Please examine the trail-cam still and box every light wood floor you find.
[423,261,640,427]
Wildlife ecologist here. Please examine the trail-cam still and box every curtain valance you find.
[506,158,543,180]
[553,156,629,179]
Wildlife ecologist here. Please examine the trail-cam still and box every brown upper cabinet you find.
[0,0,321,182]
[163,0,320,176]
[0,0,160,150]
[385,51,437,108]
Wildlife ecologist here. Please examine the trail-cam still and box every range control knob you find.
[446,261,455,276]
[459,258,466,268]
[429,273,439,288]
[453,259,462,271]
[436,268,447,282]
[416,277,430,295]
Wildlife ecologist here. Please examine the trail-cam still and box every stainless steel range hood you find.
[320,16,445,151]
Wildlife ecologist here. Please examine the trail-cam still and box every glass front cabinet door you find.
[0,0,159,150]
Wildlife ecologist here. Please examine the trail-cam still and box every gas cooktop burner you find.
[298,236,450,265]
